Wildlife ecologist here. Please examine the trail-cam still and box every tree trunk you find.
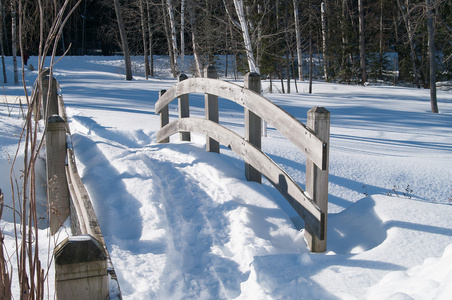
[228,17,238,80]
[139,0,150,79]
[284,3,291,93]
[397,0,419,88]
[11,0,18,85]
[256,3,262,67]
[2,3,8,53]
[358,0,367,84]
[146,0,154,77]
[167,0,179,76]
[309,27,313,94]
[81,0,86,54]
[0,0,7,83]
[233,0,259,73]
[340,0,347,72]
[286,53,291,93]
[309,0,313,93]
[279,63,285,93]
[188,0,202,77]
[162,0,176,76]
[293,0,303,81]
[113,0,133,80]
[180,0,185,74]
[321,1,328,81]
[427,0,438,113]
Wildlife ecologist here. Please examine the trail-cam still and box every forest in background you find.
[1,0,452,87]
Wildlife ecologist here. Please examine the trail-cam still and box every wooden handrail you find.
[155,77,327,170]
[155,70,330,252]
[157,118,325,239]
[43,75,121,298]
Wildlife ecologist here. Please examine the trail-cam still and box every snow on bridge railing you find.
[155,66,330,253]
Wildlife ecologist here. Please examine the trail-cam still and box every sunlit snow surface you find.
[1,55,452,299]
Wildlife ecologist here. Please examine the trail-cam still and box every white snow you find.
[1,55,452,299]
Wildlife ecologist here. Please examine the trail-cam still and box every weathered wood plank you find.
[155,78,327,170]
[305,107,330,251]
[66,146,105,245]
[42,76,59,121]
[46,115,70,235]
[244,72,262,183]
[178,74,190,141]
[159,90,169,143]
[156,118,325,239]
[204,66,220,153]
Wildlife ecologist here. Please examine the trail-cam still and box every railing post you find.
[46,115,69,235]
[304,107,330,252]
[178,74,190,141]
[159,89,170,143]
[205,65,220,153]
[244,72,262,183]
[42,75,59,121]
[54,235,109,299]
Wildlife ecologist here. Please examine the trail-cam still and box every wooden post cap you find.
[308,106,330,118]
[47,114,65,125]
[54,235,107,265]
[204,65,218,78]
[179,73,188,81]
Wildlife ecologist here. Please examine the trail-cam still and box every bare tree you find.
[3,1,83,298]
[113,0,133,80]
[397,0,420,87]
[427,0,438,113]
[11,0,18,85]
[187,0,202,77]
[0,190,11,300]
[167,0,179,76]
[233,0,259,73]
[180,0,185,73]
[358,0,367,84]
[146,0,154,77]
[293,0,303,81]
[321,1,328,81]
[0,0,6,83]
[139,0,150,79]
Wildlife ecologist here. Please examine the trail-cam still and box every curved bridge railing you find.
[155,67,330,252]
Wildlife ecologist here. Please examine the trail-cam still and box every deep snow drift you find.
[1,56,452,299]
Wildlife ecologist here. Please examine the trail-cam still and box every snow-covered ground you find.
[1,55,452,299]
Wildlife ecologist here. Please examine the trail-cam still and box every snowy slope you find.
[1,56,452,299]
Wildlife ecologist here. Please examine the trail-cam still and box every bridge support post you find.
[205,65,220,153]
[54,235,109,299]
[42,75,59,121]
[46,115,70,235]
[304,107,330,252]
[244,72,262,184]
[178,74,191,142]
[159,89,169,143]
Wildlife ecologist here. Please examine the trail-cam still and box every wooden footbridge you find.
[42,66,329,299]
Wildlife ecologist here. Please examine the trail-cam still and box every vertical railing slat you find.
[304,107,330,252]
[178,74,190,141]
[159,89,169,143]
[205,65,220,153]
[244,72,262,183]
